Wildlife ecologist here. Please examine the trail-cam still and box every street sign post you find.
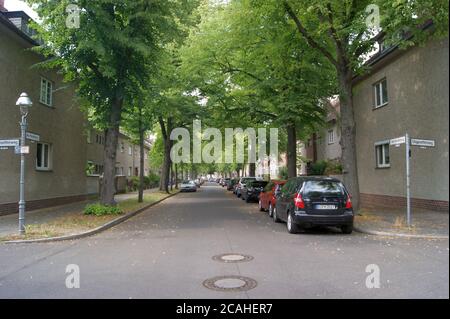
[390,136,406,146]
[390,134,436,227]
[405,134,411,227]
[411,138,435,148]
[0,139,20,148]
[26,132,40,142]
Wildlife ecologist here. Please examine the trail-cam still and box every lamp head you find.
[16,92,32,116]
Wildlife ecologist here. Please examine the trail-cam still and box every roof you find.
[353,20,435,84]
[0,10,39,46]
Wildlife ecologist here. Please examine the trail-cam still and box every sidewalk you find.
[0,189,159,237]
[355,207,449,238]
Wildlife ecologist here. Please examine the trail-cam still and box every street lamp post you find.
[16,93,32,235]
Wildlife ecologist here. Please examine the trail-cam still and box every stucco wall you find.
[316,123,342,162]
[353,37,449,202]
[0,23,90,204]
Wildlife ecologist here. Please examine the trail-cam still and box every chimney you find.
[0,0,7,12]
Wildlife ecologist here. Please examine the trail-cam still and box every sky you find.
[4,0,39,21]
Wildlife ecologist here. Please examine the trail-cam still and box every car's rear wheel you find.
[273,206,281,223]
[287,212,300,234]
[341,224,353,234]
[268,203,274,217]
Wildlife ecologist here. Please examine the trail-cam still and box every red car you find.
[258,180,286,217]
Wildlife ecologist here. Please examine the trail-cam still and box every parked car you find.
[259,180,286,216]
[235,177,258,198]
[221,178,230,187]
[226,178,238,191]
[180,180,197,192]
[241,180,269,203]
[273,177,354,234]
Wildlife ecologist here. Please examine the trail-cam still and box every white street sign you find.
[26,132,40,142]
[390,136,406,146]
[0,139,20,147]
[20,146,30,154]
[411,138,435,148]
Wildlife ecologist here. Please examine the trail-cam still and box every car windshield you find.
[241,178,256,184]
[250,181,268,188]
[303,181,345,197]
[182,180,194,185]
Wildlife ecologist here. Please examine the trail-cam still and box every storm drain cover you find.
[212,253,254,263]
[203,276,257,292]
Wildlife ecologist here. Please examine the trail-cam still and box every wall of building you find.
[353,37,449,210]
[0,22,92,214]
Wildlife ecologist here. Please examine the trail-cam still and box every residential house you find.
[0,8,96,215]
[0,7,153,214]
[353,33,449,212]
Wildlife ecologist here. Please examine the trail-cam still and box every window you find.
[373,78,388,108]
[95,164,104,175]
[36,142,52,170]
[40,77,53,106]
[96,134,104,145]
[128,167,132,177]
[375,142,390,168]
[328,129,335,144]
[128,146,132,156]
[120,142,124,153]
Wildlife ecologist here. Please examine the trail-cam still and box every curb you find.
[354,226,449,240]
[3,192,179,244]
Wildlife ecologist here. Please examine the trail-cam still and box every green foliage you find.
[310,160,328,176]
[324,159,343,175]
[84,203,123,216]
[279,166,289,180]
[127,173,160,192]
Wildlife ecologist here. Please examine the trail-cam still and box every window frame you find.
[327,129,335,144]
[373,78,388,109]
[36,142,52,171]
[39,77,53,107]
[375,140,391,168]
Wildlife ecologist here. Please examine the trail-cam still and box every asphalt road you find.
[0,183,448,299]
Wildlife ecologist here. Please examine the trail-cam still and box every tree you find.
[28,0,195,205]
[122,84,156,202]
[280,0,448,208]
[180,0,335,178]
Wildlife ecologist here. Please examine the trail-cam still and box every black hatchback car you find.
[241,180,269,203]
[273,177,354,234]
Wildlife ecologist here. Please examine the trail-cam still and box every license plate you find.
[315,204,337,210]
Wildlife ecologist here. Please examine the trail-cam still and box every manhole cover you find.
[212,253,254,263]
[203,276,257,292]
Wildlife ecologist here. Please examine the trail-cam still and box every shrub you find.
[324,159,343,175]
[279,166,289,180]
[310,160,328,176]
[84,203,123,216]
[127,173,160,192]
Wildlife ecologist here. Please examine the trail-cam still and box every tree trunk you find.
[175,164,179,189]
[338,66,360,210]
[287,122,297,178]
[158,117,172,194]
[138,126,145,203]
[100,97,123,206]
[249,163,256,177]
